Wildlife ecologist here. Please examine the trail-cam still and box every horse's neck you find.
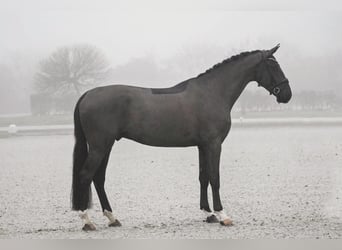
[203,53,261,111]
[220,67,251,110]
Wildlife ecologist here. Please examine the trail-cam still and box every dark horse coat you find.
[71,45,292,222]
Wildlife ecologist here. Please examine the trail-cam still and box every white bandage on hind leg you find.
[202,209,215,217]
[103,209,117,223]
[79,210,92,225]
[214,210,229,221]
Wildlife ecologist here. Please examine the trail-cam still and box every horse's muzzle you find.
[276,85,292,103]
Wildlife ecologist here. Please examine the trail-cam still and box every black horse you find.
[71,44,292,230]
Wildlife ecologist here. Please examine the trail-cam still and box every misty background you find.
[1,1,342,116]
[1,1,342,239]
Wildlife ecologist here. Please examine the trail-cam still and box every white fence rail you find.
[0,117,341,136]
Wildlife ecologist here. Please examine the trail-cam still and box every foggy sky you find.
[1,1,341,64]
[0,0,342,114]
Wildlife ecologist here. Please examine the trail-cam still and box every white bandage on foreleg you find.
[214,210,229,221]
[103,209,117,223]
[79,210,92,224]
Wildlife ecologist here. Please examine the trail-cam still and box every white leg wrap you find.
[214,210,230,221]
[202,209,215,218]
[79,210,92,224]
[103,209,117,224]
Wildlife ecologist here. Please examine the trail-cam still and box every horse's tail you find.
[71,92,92,210]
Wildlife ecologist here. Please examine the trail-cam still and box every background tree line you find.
[234,89,342,115]
[7,43,341,115]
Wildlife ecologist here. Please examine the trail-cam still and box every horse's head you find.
[254,44,292,103]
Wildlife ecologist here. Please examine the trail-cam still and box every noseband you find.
[268,78,289,96]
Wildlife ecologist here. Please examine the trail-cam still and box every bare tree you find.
[34,44,110,96]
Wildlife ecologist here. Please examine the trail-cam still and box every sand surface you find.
[0,126,341,239]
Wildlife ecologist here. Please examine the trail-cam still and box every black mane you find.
[197,50,260,77]
[151,50,261,94]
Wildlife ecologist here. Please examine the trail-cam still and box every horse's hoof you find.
[109,219,122,227]
[82,223,96,231]
[206,214,219,223]
[220,218,233,226]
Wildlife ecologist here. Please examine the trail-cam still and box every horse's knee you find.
[209,179,220,190]
[199,174,209,184]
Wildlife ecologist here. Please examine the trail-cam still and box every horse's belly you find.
[125,136,196,147]
[123,127,197,147]
[123,116,198,147]
[117,91,199,146]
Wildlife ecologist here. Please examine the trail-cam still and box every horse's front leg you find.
[198,147,219,223]
[205,141,233,226]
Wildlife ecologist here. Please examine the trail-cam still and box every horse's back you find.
[77,84,202,146]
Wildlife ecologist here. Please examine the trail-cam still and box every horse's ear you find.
[269,44,280,55]
[261,44,280,59]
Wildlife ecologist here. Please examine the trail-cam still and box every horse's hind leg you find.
[93,149,121,227]
[78,147,107,231]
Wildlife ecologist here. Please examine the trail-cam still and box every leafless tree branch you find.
[34,44,110,96]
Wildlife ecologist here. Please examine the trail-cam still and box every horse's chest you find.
[198,115,231,142]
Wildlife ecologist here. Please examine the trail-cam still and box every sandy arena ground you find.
[0,126,341,239]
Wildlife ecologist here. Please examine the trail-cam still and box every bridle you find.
[267,78,289,96]
[259,55,289,96]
